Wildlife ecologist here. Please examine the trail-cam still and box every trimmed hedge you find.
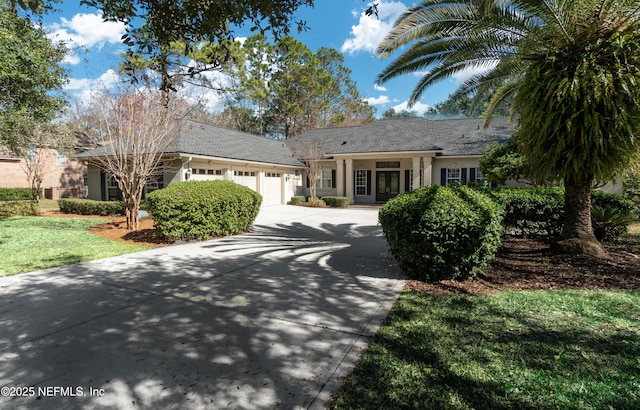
[0,200,39,216]
[290,196,305,205]
[321,196,350,208]
[0,188,33,201]
[484,187,636,241]
[147,180,262,241]
[483,187,564,237]
[379,186,503,282]
[58,199,125,216]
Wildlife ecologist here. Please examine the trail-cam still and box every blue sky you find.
[42,0,469,117]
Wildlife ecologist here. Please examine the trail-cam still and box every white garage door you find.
[191,168,224,181]
[263,172,283,205]
[234,171,257,191]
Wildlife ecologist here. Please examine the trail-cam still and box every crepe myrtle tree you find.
[377,0,640,256]
[77,84,188,230]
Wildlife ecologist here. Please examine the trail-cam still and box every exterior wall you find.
[432,157,483,186]
[0,149,86,198]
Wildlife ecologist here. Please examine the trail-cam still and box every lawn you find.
[0,216,149,276]
[331,289,640,410]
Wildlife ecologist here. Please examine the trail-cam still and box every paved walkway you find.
[0,205,404,409]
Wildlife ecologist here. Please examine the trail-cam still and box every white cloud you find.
[47,13,125,65]
[391,100,433,115]
[341,1,407,55]
[364,95,391,105]
[65,69,121,103]
[451,63,498,85]
[374,84,387,92]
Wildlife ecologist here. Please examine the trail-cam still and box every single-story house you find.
[79,117,515,205]
[0,143,86,199]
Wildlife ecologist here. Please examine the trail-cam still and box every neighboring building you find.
[0,143,86,199]
[79,118,515,205]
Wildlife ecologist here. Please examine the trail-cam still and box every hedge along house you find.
[287,117,514,204]
[79,117,514,205]
[79,120,305,206]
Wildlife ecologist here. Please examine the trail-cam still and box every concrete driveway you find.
[0,205,404,409]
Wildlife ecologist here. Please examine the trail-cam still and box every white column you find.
[258,170,265,197]
[336,159,344,197]
[226,168,234,182]
[412,157,421,189]
[423,156,433,186]
[345,158,354,204]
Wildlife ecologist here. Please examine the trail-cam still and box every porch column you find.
[412,157,421,189]
[336,158,344,197]
[345,158,354,204]
[226,168,234,182]
[423,156,433,186]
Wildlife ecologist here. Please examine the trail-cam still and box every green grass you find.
[0,217,149,276]
[332,290,640,409]
[38,198,60,212]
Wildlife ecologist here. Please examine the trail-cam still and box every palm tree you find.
[377,0,640,256]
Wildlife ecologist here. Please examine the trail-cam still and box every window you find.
[316,169,333,188]
[409,169,424,190]
[107,176,119,201]
[266,173,281,178]
[355,169,368,195]
[446,168,461,186]
[376,161,400,168]
[56,150,67,166]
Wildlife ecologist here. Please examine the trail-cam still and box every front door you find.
[376,171,400,202]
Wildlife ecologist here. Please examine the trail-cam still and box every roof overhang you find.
[174,153,303,169]
[330,151,441,160]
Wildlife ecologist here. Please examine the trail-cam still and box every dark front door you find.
[376,171,400,202]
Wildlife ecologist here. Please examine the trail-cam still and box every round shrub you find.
[147,180,262,241]
[591,190,638,241]
[379,186,503,282]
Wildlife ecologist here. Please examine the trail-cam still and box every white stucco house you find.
[78,117,515,205]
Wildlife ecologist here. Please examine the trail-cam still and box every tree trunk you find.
[557,176,607,257]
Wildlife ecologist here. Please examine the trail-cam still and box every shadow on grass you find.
[332,291,640,409]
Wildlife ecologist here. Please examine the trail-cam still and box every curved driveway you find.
[0,205,404,409]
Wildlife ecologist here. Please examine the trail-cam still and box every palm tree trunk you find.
[558,175,606,257]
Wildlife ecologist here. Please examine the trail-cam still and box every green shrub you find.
[147,180,262,241]
[591,191,638,241]
[290,196,305,205]
[483,187,564,238]
[0,188,33,201]
[379,186,503,282]
[321,196,350,208]
[0,200,38,216]
[58,199,125,216]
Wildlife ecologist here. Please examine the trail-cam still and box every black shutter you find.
[461,168,468,184]
[366,171,372,195]
[100,171,106,201]
[332,169,336,188]
[306,176,310,188]
[404,170,410,192]
[440,168,447,186]
[470,167,476,182]
[353,171,356,195]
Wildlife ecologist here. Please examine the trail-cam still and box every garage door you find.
[234,171,257,191]
[262,172,282,205]
[191,168,224,181]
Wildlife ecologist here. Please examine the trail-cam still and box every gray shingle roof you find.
[78,117,514,165]
[78,120,303,167]
[165,121,302,167]
[286,117,514,158]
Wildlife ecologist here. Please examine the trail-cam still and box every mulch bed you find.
[407,237,640,295]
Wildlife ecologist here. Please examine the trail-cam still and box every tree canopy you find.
[215,35,374,138]
[81,0,314,95]
[0,4,68,154]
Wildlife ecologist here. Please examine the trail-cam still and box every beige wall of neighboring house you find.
[0,148,86,199]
